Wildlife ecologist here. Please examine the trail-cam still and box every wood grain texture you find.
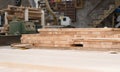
[21,28,120,51]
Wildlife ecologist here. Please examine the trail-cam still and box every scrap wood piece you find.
[109,51,118,54]
[11,43,33,49]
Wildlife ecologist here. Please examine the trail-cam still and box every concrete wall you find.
[72,0,115,28]
[71,0,100,28]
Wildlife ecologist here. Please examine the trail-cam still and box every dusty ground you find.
[0,46,120,72]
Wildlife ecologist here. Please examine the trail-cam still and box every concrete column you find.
[29,0,36,7]
[34,0,39,8]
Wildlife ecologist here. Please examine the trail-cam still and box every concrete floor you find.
[0,46,120,72]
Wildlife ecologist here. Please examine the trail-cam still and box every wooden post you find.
[4,12,8,25]
[112,14,115,28]
[41,10,45,28]
[0,15,1,26]
[24,8,29,21]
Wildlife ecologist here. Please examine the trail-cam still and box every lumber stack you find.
[4,5,42,20]
[21,28,120,51]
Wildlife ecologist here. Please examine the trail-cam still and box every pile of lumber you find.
[21,28,120,51]
[4,5,42,20]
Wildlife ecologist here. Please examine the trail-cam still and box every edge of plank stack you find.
[21,28,120,51]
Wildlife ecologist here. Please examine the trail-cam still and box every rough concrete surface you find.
[0,46,120,72]
[72,0,114,28]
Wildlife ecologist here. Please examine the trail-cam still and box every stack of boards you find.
[21,28,120,51]
[4,5,42,20]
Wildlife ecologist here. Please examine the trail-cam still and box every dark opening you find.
[15,0,22,6]
[72,44,83,47]
[0,14,5,27]
[63,18,66,21]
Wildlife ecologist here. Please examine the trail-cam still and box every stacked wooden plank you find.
[21,34,73,48]
[4,5,42,20]
[21,28,120,51]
